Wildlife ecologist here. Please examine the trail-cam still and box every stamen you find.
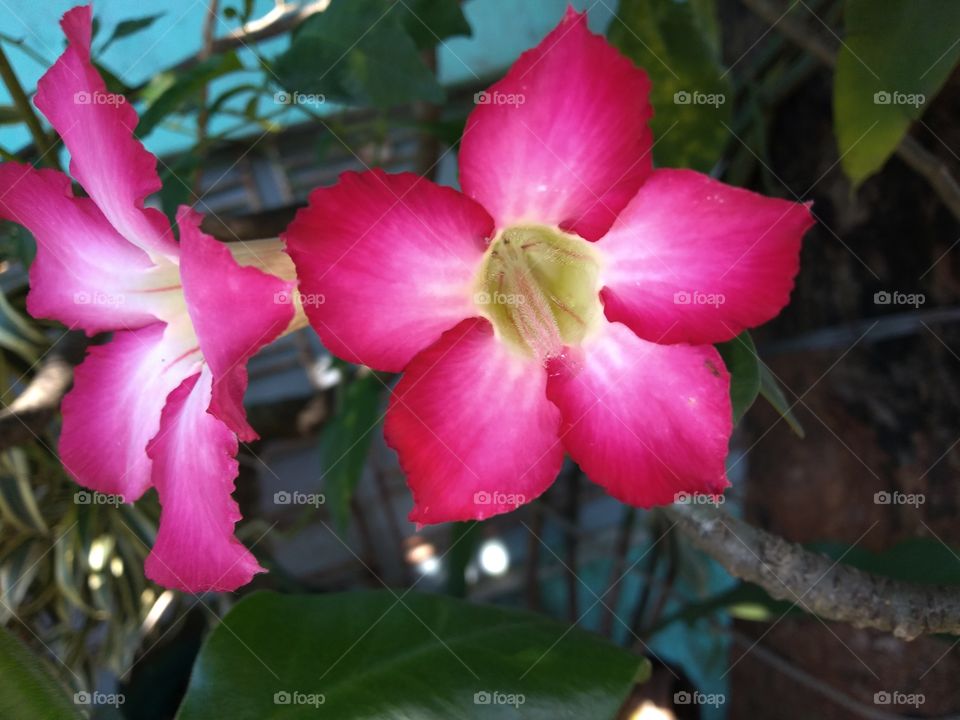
[473,225,603,359]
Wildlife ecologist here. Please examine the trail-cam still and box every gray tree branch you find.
[664,502,960,640]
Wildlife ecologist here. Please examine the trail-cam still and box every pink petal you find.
[59,322,201,502]
[546,321,732,507]
[178,208,295,441]
[597,169,814,345]
[145,368,264,592]
[458,7,653,240]
[283,170,492,372]
[33,5,176,261]
[385,318,564,524]
[0,163,177,334]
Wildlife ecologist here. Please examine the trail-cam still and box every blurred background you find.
[0,0,958,718]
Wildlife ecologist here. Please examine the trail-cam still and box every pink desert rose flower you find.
[285,8,814,524]
[0,6,302,591]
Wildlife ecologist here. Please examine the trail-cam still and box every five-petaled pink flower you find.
[0,6,300,591]
[284,8,814,524]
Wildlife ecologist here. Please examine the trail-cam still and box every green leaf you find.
[399,0,472,50]
[136,51,243,138]
[223,0,256,25]
[321,372,385,530]
[274,0,444,109]
[99,13,165,54]
[716,331,760,423]
[0,625,81,720]
[834,0,960,184]
[177,591,648,720]
[0,291,44,363]
[758,364,805,438]
[609,0,731,171]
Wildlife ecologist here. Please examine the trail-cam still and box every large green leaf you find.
[177,591,648,720]
[835,0,960,184]
[609,0,731,171]
[0,625,81,720]
[716,331,760,423]
[274,0,444,109]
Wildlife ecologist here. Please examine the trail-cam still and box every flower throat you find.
[474,225,603,359]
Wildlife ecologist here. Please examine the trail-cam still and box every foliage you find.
[274,0,470,109]
[0,624,80,720]
[0,0,955,716]
[610,0,732,171]
[177,591,649,720]
[835,0,960,184]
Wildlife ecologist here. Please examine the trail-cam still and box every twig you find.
[740,0,960,222]
[664,502,960,640]
[414,47,442,180]
[0,42,56,166]
[897,136,960,221]
[194,0,220,196]
[171,0,331,75]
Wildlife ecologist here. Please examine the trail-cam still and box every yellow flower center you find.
[473,225,603,359]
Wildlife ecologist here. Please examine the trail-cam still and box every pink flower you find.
[285,8,814,524]
[0,6,300,591]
